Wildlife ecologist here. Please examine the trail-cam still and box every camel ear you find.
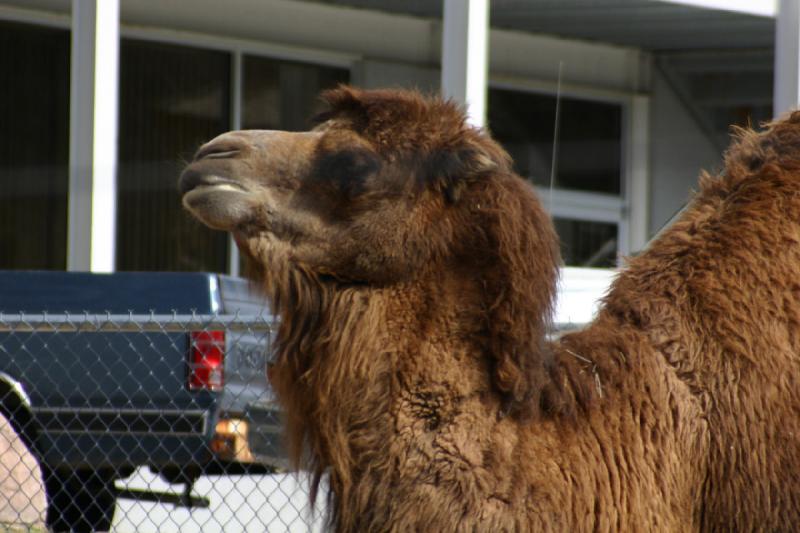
[428,142,500,204]
[314,85,370,128]
[479,176,561,417]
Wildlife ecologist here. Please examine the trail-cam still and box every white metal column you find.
[775,0,800,117]
[67,0,119,272]
[228,51,243,277]
[625,95,651,254]
[441,0,489,128]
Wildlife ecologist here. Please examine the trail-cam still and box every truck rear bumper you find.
[33,408,212,470]
[34,408,207,434]
[37,432,213,470]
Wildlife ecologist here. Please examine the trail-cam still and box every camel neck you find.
[270,273,512,528]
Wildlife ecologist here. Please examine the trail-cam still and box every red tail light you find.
[189,330,225,391]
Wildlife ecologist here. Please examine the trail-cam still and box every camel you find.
[180,86,800,531]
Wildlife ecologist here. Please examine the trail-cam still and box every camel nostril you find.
[194,143,241,161]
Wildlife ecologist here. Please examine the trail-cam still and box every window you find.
[0,21,69,269]
[242,55,350,131]
[488,88,624,267]
[553,218,617,267]
[116,39,232,272]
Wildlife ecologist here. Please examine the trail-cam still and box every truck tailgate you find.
[0,328,214,469]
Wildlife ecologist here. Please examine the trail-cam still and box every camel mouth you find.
[179,168,255,231]
[179,170,248,197]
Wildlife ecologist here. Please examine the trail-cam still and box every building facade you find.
[0,0,783,275]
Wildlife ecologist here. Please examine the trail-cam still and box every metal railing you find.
[0,312,276,333]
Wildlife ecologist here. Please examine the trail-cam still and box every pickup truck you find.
[0,271,284,532]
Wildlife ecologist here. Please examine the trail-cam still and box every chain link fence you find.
[0,311,323,532]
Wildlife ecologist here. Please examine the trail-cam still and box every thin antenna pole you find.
[549,61,564,214]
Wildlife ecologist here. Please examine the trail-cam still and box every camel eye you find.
[317,148,381,197]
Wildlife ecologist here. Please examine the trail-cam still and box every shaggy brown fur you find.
[181,86,800,531]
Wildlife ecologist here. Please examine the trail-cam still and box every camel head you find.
[180,86,562,415]
[181,86,521,284]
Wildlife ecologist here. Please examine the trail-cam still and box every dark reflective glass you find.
[553,218,618,268]
[242,55,349,131]
[117,39,231,272]
[488,88,622,195]
[0,21,69,269]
